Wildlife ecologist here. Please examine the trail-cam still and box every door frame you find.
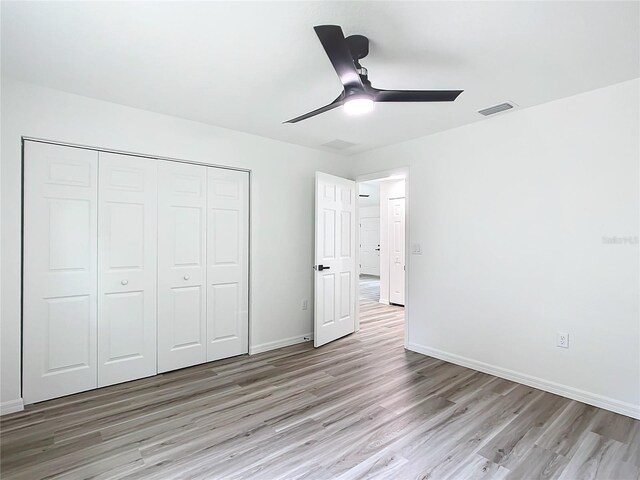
[355,167,410,348]
[20,137,253,397]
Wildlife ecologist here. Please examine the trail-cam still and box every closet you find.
[22,141,249,404]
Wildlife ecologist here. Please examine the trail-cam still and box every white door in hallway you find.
[314,172,356,347]
[389,198,406,306]
[97,152,158,387]
[360,217,380,276]
[23,142,99,404]
[158,162,208,373]
[207,168,249,361]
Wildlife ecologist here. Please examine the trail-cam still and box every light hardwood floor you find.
[1,277,639,479]
[358,275,381,303]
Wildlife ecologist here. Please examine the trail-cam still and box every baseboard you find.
[407,342,640,420]
[379,298,389,305]
[250,333,313,355]
[1,398,24,416]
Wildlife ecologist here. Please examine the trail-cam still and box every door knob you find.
[315,265,330,271]
[184,274,190,280]
[121,280,128,285]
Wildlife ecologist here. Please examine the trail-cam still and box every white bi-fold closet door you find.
[97,153,158,387]
[157,164,249,372]
[206,168,249,361]
[157,161,208,373]
[23,142,99,403]
[23,141,249,404]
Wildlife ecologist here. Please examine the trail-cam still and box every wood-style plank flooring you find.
[1,276,639,479]
[358,274,381,303]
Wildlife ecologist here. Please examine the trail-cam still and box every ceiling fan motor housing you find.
[345,34,369,61]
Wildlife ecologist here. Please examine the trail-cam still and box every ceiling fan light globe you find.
[344,97,374,116]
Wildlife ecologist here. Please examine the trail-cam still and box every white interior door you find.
[360,217,380,276]
[23,142,99,404]
[157,161,208,373]
[207,168,249,361]
[389,197,406,306]
[314,172,356,347]
[97,152,158,387]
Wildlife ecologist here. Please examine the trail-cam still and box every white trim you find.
[1,398,24,416]
[22,137,251,172]
[249,334,313,355]
[407,343,640,420]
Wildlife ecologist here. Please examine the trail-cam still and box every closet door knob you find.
[184,274,190,280]
[121,280,128,285]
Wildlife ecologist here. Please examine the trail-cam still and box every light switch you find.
[411,243,422,255]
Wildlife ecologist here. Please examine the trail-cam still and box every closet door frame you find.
[21,137,252,403]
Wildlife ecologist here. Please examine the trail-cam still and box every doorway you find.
[312,170,408,349]
[357,172,407,340]
[358,180,381,308]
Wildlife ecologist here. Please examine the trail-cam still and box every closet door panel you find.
[207,168,249,361]
[157,162,207,373]
[98,152,157,387]
[23,142,98,404]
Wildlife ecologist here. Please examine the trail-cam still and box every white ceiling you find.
[2,1,638,155]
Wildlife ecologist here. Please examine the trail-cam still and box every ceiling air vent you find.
[478,102,516,117]
[322,139,356,150]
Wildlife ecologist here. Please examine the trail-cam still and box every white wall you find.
[379,180,406,304]
[0,78,350,412]
[349,79,640,418]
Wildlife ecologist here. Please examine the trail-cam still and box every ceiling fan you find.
[284,25,463,123]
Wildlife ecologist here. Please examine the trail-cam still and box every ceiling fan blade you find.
[373,89,463,102]
[314,25,364,92]
[284,96,344,124]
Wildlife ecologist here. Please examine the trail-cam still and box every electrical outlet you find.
[302,300,308,311]
[557,332,569,349]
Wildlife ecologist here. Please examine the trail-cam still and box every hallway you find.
[359,274,405,330]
